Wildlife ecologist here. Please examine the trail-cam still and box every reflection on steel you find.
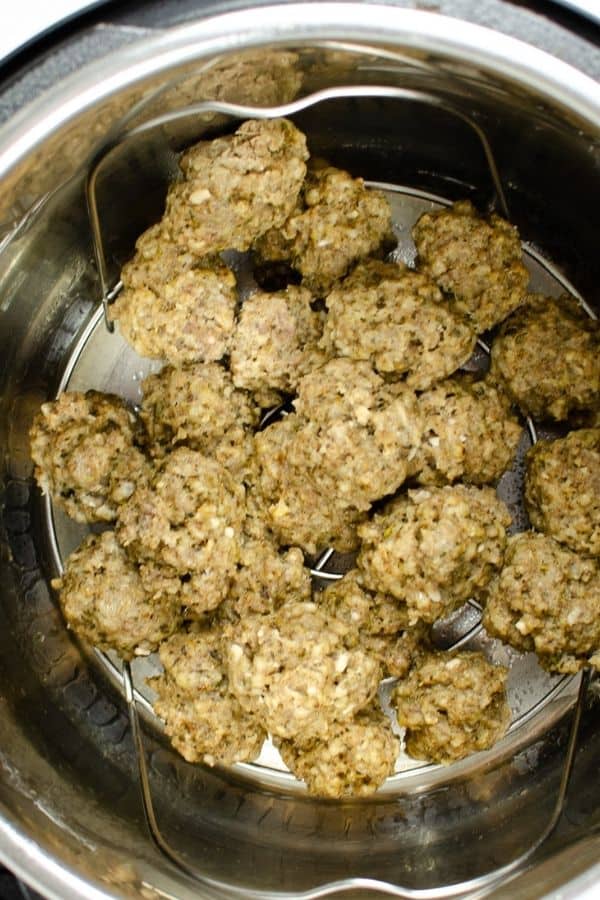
[123,663,591,899]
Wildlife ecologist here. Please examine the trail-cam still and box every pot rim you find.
[0,4,599,899]
[0,2,598,184]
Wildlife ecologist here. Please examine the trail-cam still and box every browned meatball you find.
[163,118,308,255]
[483,531,600,674]
[53,531,181,659]
[358,486,511,625]
[277,707,399,797]
[490,294,599,421]
[525,429,600,557]
[30,390,146,524]
[411,375,522,485]
[394,651,511,764]
[413,200,529,333]
[226,602,381,741]
[321,260,477,389]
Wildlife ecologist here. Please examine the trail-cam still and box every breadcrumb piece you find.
[413,200,529,333]
[30,390,146,524]
[358,485,511,624]
[53,531,181,659]
[490,294,599,421]
[394,651,510,764]
[277,708,399,797]
[321,260,477,389]
[483,532,600,674]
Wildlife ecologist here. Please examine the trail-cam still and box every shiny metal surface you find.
[0,5,599,900]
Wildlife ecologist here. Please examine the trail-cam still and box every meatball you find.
[292,359,424,510]
[255,162,394,295]
[218,537,312,621]
[140,362,258,480]
[483,532,600,674]
[30,390,146,524]
[163,118,308,255]
[411,375,522,485]
[53,531,181,659]
[112,232,237,365]
[321,260,477,389]
[412,200,529,333]
[117,447,245,616]
[490,294,600,421]
[277,708,399,797]
[151,628,265,766]
[318,570,429,678]
[525,429,600,557]
[230,285,327,397]
[394,651,511,764]
[227,602,381,740]
[254,414,367,554]
[357,486,511,625]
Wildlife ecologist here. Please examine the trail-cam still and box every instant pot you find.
[0,2,598,898]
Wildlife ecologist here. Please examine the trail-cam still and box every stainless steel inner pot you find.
[0,5,599,899]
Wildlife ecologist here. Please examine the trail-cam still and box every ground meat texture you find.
[254,415,366,553]
[490,294,600,421]
[151,680,266,766]
[117,447,245,616]
[357,486,511,625]
[525,429,600,557]
[53,531,181,659]
[140,362,258,479]
[259,163,394,295]
[230,286,327,395]
[163,118,308,256]
[277,708,399,797]
[483,532,600,674]
[30,390,146,524]
[158,629,227,693]
[321,260,477,389]
[111,258,237,366]
[412,200,529,333]
[218,537,312,621]
[292,359,423,510]
[411,375,522,485]
[227,602,381,741]
[318,570,428,678]
[394,651,511,764]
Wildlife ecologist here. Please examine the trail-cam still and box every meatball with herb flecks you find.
[483,531,600,674]
[357,485,511,625]
[413,199,529,333]
[53,531,181,659]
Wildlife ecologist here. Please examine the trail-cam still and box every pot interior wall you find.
[0,37,598,900]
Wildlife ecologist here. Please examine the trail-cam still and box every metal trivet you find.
[68,71,596,898]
